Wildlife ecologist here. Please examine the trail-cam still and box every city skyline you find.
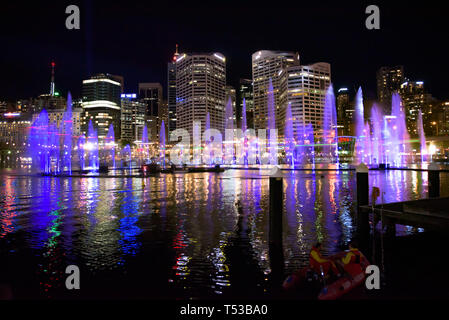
[1,2,448,101]
[2,1,449,305]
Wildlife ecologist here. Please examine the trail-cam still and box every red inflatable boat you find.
[283,252,370,300]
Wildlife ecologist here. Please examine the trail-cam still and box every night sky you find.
[1,1,448,102]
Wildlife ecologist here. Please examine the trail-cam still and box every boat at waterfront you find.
[283,251,370,300]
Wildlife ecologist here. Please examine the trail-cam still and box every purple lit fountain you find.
[143,125,149,164]
[122,144,132,172]
[389,93,411,166]
[86,120,99,172]
[48,122,60,174]
[159,120,166,167]
[204,112,213,165]
[353,87,365,164]
[284,103,295,166]
[29,109,50,174]
[417,109,427,163]
[370,103,384,165]
[351,89,414,167]
[322,84,339,164]
[105,124,116,169]
[224,97,234,164]
[241,98,248,165]
[267,78,277,165]
[62,92,73,174]
[77,135,86,171]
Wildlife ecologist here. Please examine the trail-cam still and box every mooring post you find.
[269,167,284,289]
[428,162,440,198]
[356,163,370,252]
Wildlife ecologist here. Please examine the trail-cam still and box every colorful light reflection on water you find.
[0,169,447,298]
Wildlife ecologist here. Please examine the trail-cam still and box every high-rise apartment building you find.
[81,73,122,140]
[35,94,66,113]
[139,82,163,140]
[399,81,432,136]
[278,62,331,139]
[176,52,226,137]
[0,112,30,151]
[421,98,439,137]
[336,88,351,135]
[47,107,83,136]
[377,66,404,110]
[436,101,449,136]
[252,50,300,131]
[225,85,236,127]
[120,93,146,142]
[168,45,179,132]
[15,99,35,119]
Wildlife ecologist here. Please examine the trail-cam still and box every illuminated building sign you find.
[121,93,137,99]
[3,112,21,118]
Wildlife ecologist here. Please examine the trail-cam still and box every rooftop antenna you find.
[50,61,56,96]
[172,44,179,61]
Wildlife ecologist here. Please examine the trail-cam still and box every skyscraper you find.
[168,45,179,132]
[138,82,164,141]
[278,62,331,138]
[436,101,449,136]
[176,52,226,137]
[399,81,432,136]
[120,93,146,142]
[377,66,404,110]
[81,73,122,140]
[252,50,299,131]
[225,85,236,126]
[336,88,351,135]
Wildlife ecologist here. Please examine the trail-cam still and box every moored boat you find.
[283,251,370,300]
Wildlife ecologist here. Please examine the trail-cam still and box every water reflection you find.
[118,178,142,256]
[0,169,448,298]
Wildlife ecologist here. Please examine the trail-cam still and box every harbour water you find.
[1,168,447,299]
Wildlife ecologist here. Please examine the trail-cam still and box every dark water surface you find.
[1,168,448,299]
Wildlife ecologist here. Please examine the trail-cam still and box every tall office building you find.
[225,85,236,127]
[47,107,83,136]
[278,62,331,139]
[35,93,66,113]
[15,99,35,119]
[120,93,146,142]
[239,79,254,129]
[336,88,351,135]
[252,50,300,131]
[399,81,432,136]
[421,98,439,137]
[168,45,179,132]
[436,101,449,136]
[377,66,404,110]
[176,52,226,137]
[0,112,31,151]
[81,73,122,141]
[138,82,164,141]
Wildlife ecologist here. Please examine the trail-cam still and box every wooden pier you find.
[359,197,449,230]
